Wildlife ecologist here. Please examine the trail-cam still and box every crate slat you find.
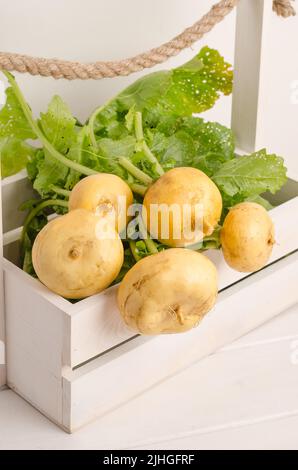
[1,171,36,233]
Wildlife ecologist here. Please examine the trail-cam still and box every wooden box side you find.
[64,251,298,432]
[4,263,71,424]
[1,171,37,233]
[2,188,297,372]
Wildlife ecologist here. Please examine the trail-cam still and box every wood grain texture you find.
[231,0,265,151]
[4,267,69,422]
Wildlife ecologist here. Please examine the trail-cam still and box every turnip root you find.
[69,174,133,233]
[32,209,124,299]
[142,167,222,247]
[220,202,275,273]
[117,248,218,334]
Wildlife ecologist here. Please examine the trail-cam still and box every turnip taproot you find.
[69,174,133,233]
[142,167,222,247]
[32,209,124,299]
[117,248,218,334]
[220,202,275,273]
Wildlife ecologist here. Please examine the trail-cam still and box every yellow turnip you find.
[220,202,275,273]
[32,209,124,299]
[117,248,218,334]
[142,167,222,247]
[69,173,133,233]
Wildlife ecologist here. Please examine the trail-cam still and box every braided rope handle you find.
[0,0,295,80]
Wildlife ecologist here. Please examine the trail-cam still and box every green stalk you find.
[143,142,164,176]
[50,185,71,198]
[129,183,148,196]
[119,157,153,185]
[137,215,158,254]
[3,71,98,177]
[88,104,105,148]
[21,199,68,247]
[134,111,164,176]
[88,93,117,148]
[134,111,144,141]
[129,240,142,262]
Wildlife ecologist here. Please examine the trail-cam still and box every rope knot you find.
[273,0,296,17]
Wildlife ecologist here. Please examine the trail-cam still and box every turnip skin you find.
[117,248,218,335]
[220,202,275,273]
[142,167,222,247]
[32,209,124,299]
[69,174,133,233]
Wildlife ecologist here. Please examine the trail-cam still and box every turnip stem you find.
[129,183,147,196]
[129,240,142,262]
[137,215,158,254]
[134,112,144,141]
[50,185,71,198]
[134,111,164,177]
[20,199,68,248]
[118,157,153,185]
[143,142,164,176]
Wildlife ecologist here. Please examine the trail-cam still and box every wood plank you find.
[132,412,298,450]
[221,305,298,351]
[1,171,36,233]
[231,0,265,151]
[4,267,70,424]
[0,306,297,447]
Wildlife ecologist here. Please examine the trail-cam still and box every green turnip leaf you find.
[92,46,233,136]
[213,149,287,200]
[0,137,36,178]
[0,87,37,140]
[39,95,77,153]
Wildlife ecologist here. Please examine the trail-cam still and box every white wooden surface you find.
[0,303,297,450]
[231,0,265,151]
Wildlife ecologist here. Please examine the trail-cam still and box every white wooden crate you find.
[0,0,298,432]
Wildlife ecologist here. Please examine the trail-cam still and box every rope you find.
[0,0,295,80]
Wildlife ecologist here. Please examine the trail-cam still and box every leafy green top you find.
[0,46,288,280]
